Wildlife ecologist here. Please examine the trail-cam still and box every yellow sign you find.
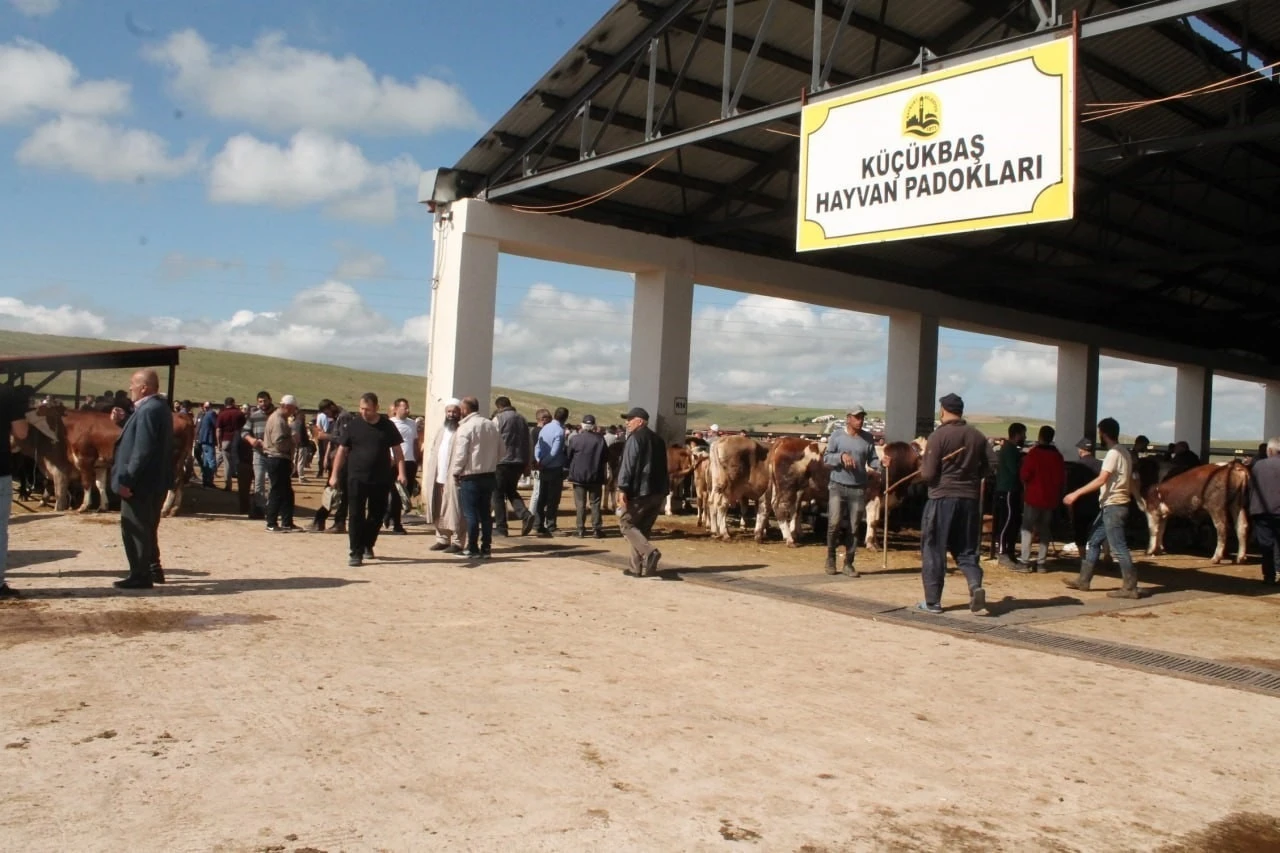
[797,36,1075,251]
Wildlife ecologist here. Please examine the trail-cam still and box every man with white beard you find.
[423,400,465,552]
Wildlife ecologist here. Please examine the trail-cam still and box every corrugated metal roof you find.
[449,0,1280,368]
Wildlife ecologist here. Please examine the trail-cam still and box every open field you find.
[3,485,1280,851]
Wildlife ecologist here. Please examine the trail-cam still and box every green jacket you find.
[996,442,1023,493]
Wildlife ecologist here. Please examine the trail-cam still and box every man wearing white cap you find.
[260,394,299,531]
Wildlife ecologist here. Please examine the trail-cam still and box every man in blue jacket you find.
[196,401,218,488]
[821,405,881,576]
[110,369,174,590]
[533,406,569,537]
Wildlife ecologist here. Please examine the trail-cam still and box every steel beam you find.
[487,28,1066,199]
[728,0,780,115]
[488,0,701,186]
[585,48,773,115]
[1079,122,1280,164]
[783,0,923,53]
[1079,0,1243,39]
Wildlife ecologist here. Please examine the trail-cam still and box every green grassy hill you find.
[1,329,1054,435]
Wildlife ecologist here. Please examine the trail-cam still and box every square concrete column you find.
[1174,365,1213,460]
[1265,382,1280,442]
[884,312,939,440]
[628,269,693,445]
[423,215,499,432]
[1055,343,1099,447]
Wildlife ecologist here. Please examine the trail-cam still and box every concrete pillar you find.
[1174,364,1213,460]
[628,269,693,445]
[1055,343,1099,447]
[884,312,939,440]
[423,219,499,433]
[1265,382,1280,442]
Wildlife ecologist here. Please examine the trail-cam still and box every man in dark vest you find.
[615,407,669,577]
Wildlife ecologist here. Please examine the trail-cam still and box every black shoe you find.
[114,576,154,590]
[265,524,279,532]
[348,556,363,567]
[363,547,374,559]
[594,530,605,539]
[970,587,987,613]
[575,530,585,538]
[916,602,943,614]
[150,566,166,584]
[281,524,299,532]
[537,531,553,539]
[643,549,661,577]
[496,529,510,537]
[521,515,536,536]
[479,551,492,560]
[842,564,860,578]
[0,583,20,599]
[391,527,407,535]
[453,550,480,560]
[824,556,837,575]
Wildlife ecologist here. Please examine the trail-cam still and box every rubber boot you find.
[1063,560,1094,591]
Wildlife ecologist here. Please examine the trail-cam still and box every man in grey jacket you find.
[110,369,175,590]
[491,396,536,537]
[821,405,881,576]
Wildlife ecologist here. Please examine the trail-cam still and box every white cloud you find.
[0,285,429,375]
[9,0,59,17]
[0,296,106,336]
[978,346,1057,391]
[16,116,203,182]
[207,130,419,223]
[0,39,129,123]
[332,243,390,281]
[157,252,243,283]
[144,29,483,136]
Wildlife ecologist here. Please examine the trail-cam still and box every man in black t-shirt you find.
[329,392,407,567]
[1,385,33,599]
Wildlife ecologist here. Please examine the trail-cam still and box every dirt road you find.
[2,510,1278,852]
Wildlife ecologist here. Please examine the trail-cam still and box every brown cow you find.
[603,439,626,512]
[864,438,926,550]
[765,437,828,546]
[706,435,772,541]
[1134,460,1250,564]
[664,444,700,515]
[692,452,712,527]
[18,404,195,516]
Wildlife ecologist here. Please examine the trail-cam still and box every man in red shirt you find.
[214,396,247,491]
[1017,425,1065,572]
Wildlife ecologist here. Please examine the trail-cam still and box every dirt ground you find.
[3,486,1280,852]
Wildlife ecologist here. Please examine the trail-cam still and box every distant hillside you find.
[1,329,1057,435]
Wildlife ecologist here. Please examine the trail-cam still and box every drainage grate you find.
[681,572,1280,698]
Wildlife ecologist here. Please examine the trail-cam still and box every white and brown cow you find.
[706,435,772,541]
[1133,459,1250,564]
[765,437,828,546]
[17,404,196,516]
[863,438,926,550]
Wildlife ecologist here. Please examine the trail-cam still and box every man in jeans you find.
[821,405,880,576]
[215,396,245,491]
[491,396,535,536]
[0,385,32,599]
[918,393,990,614]
[615,406,669,577]
[450,396,501,560]
[1063,417,1140,598]
[242,391,274,518]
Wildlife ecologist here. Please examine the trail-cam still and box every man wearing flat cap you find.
[917,393,990,614]
[615,407,669,577]
[821,404,881,576]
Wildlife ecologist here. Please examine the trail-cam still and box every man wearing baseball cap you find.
[917,393,989,614]
[821,404,880,576]
[566,414,608,538]
[615,407,669,576]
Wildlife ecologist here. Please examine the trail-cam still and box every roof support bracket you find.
[1030,0,1061,30]
[728,0,780,116]
[586,49,647,158]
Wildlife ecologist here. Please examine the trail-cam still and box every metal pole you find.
[166,364,176,405]
[722,0,734,118]
[74,369,81,405]
[811,0,822,92]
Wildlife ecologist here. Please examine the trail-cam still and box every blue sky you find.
[0,0,1267,440]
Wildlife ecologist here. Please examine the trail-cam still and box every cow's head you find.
[27,403,66,445]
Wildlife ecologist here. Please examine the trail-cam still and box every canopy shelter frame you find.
[0,345,186,404]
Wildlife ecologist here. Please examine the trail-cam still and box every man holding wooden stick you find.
[917,393,990,615]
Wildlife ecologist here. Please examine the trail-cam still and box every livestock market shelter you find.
[421,0,1280,454]
[0,345,185,404]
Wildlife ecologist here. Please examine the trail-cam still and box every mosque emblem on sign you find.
[902,93,941,138]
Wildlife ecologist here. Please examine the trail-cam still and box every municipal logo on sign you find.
[797,36,1074,250]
